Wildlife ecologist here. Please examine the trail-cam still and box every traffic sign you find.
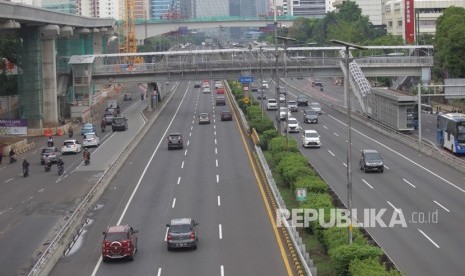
[239,76,254,84]
[243,97,250,104]
[296,188,307,202]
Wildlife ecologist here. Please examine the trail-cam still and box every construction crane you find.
[118,0,139,63]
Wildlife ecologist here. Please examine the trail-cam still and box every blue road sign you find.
[239,76,254,83]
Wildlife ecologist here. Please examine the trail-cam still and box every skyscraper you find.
[290,0,326,16]
[195,0,229,18]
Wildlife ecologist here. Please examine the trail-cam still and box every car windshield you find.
[85,134,95,139]
[105,232,128,242]
[169,135,181,139]
[42,148,54,153]
[289,101,296,105]
[200,114,209,119]
[113,118,124,124]
[288,119,297,124]
[365,152,381,161]
[280,107,287,111]
[170,224,191,233]
[63,141,75,146]
[305,132,318,138]
[268,100,276,103]
[83,124,93,130]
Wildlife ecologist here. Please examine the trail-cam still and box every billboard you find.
[444,79,465,100]
[405,0,415,44]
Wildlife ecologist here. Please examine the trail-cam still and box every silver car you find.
[40,147,62,164]
[309,102,322,115]
[166,218,198,250]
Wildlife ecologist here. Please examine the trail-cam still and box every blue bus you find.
[437,113,465,154]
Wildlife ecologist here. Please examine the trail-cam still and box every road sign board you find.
[239,76,254,84]
[296,188,307,202]
[243,97,249,104]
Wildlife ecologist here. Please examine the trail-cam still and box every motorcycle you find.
[84,155,90,165]
[68,129,74,138]
[44,162,52,172]
[57,164,64,175]
[9,155,17,164]
[47,141,54,147]
[23,167,29,177]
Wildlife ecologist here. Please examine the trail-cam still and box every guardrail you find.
[27,83,180,276]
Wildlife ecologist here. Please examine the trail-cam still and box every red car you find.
[102,225,138,262]
[216,88,225,94]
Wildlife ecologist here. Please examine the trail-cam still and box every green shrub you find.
[259,129,279,150]
[294,175,328,193]
[349,258,403,276]
[330,244,383,276]
[250,117,275,134]
[246,105,263,120]
[268,136,299,164]
[320,226,367,254]
[276,153,311,186]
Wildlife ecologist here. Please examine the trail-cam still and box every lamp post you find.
[273,0,281,134]
[259,45,264,119]
[330,39,366,244]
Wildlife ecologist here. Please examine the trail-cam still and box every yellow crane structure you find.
[118,0,139,63]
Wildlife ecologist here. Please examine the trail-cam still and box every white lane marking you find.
[191,126,193,131]
[418,229,440,248]
[38,188,44,193]
[214,130,217,136]
[221,265,224,276]
[328,114,465,194]
[433,200,450,212]
[214,124,216,129]
[184,149,188,156]
[216,174,219,183]
[215,148,218,155]
[193,115,195,119]
[323,125,328,129]
[181,161,184,169]
[187,140,190,147]
[0,207,12,215]
[157,268,162,276]
[177,177,181,185]
[216,159,218,167]
[192,120,194,124]
[384,165,390,170]
[362,179,374,189]
[164,227,169,241]
[343,162,347,167]
[189,132,192,137]
[219,224,223,239]
[218,196,221,206]
[171,198,176,208]
[215,138,217,145]
[402,178,416,188]
[5,178,13,183]
[89,86,193,276]
[333,132,339,137]
[327,150,335,157]
[387,201,400,213]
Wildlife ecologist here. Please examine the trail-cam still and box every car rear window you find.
[170,224,191,233]
[64,141,75,146]
[365,152,381,161]
[42,148,54,153]
[113,118,124,124]
[105,232,128,241]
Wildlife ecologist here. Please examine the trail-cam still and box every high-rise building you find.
[195,0,229,18]
[151,0,170,19]
[289,0,326,16]
[256,0,269,16]
[134,0,149,20]
[41,0,78,15]
[9,0,42,6]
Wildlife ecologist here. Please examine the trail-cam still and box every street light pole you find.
[273,0,281,134]
[330,40,366,245]
[259,46,264,119]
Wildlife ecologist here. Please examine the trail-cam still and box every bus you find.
[437,113,465,154]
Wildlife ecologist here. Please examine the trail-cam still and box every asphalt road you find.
[50,81,290,276]
[257,78,465,275]
[0,84,146,275]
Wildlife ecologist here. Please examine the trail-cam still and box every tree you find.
[434,6,465,79]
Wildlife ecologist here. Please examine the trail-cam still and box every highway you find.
[0,84,146,275]
[257,78,465,275]
[50,82,290,275]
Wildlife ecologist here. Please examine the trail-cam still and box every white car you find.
[266,99,277,110]
[82,132,100,148]
[61,139,82,154]
[261,80,269,89]
[279,107,288,121]
[302,130,321,148]
[286,117,300,133]
[309,102,322,115]
[203,87,211,93]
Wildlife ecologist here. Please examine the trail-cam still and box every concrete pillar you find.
[93,30,103,66]
[40,25,60,126]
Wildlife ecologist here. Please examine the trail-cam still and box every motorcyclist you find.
[68,127,74,138]
[44,160,52,172]
[140,92,144,101]
[57,158,64,174]
[47,136,54,147]
[83,148,91,164]
[9,148,16,163]
[101,118,106,132]
[22,159,30,177]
